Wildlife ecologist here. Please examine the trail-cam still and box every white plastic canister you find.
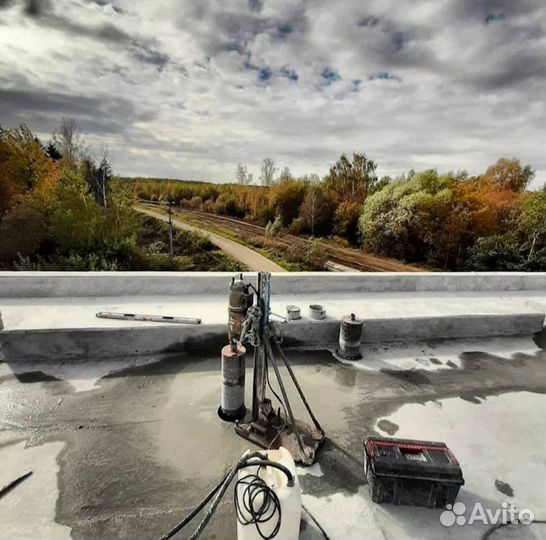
[236,447,302,540]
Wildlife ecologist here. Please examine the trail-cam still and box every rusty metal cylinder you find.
[338,313,363,360]
[219,343,246,421]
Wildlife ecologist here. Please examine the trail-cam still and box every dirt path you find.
[165,208,423,272]
[137,206,286,272]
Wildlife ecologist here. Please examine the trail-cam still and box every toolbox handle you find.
[367,440,459,465]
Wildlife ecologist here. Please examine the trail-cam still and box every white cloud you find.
[0,0,544,187]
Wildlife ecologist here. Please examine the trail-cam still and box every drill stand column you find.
[234,272,324,466]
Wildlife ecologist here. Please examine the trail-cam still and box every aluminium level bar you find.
[96,312,201,325]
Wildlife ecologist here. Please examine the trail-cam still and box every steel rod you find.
[251,342,267,420]
[265,338,307,460]
[272,337,323,433]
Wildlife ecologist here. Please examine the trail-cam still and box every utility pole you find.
[167,200,174,257]
[102,168,107,209]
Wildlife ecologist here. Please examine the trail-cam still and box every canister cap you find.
[342,313,363,325]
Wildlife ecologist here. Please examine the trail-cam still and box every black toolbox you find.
[364,436,464,508]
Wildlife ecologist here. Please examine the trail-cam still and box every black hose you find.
[187,461,241,540]
[239,460,294,487]
[159,451,264,540]
[158,472,228,540]
[0,471,33,500]
[158,452,294,540]
[302,503,332,540]
[188,457,293,540]
[480,519,546,540]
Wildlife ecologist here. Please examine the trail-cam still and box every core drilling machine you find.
[218,272,325,466]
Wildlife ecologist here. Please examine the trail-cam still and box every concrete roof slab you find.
[0,336,544,540]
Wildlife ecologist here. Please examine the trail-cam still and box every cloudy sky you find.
[0,0,544,186]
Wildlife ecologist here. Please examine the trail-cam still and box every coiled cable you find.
[158,452,293,540]
[234,471,282,540]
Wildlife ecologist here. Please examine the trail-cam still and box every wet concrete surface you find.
[0,335,545,540]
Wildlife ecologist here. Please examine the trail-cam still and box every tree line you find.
[3,118,541,272]
[134,154,545,271]
[0,121,241,271]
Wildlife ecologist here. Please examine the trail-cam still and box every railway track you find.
[166,207,422,273]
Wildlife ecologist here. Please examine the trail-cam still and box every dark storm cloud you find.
[369,72,401,82]
[244,61,298,83]
[15,0,132,43]
[485,13,505,24]
[257,67,271,81]
[449,4,546,91]
[0,0,544,183]
[356,14,416,53]
[8,0,171,71]
[23,0,48,17]
[50,15,130,43]
[0,87,153,134]
[352,2,545,92]
[177,3,308,57]
[279,67,298,82]
[0,0,127,39]
[85,0,123,14]
[448,0,542,21]
[131,41,170,71]
[357,16,380,28]
[464,53,545,91]
[247,0,262,13]
[213,12,273,53]
[353,14,435,73]
[321,67,341,85]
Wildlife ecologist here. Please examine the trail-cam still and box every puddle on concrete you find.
[376,419,399,435]
[15,371,61,384]
[381,369,432,386]
[0,337,544,539]
[495,479,514,497]
[459,393,481,404]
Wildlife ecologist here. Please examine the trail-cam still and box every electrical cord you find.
[302,503,332,540]
[234,472,282,540]
[480,518,546,540]
[158,452,294,540]
[158,471,229,540]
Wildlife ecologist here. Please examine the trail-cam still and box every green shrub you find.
[333,201,361,244]
[305,238,328,269]
[466,234,524,271]
[288,217,306,235]
[265,215,283,237]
